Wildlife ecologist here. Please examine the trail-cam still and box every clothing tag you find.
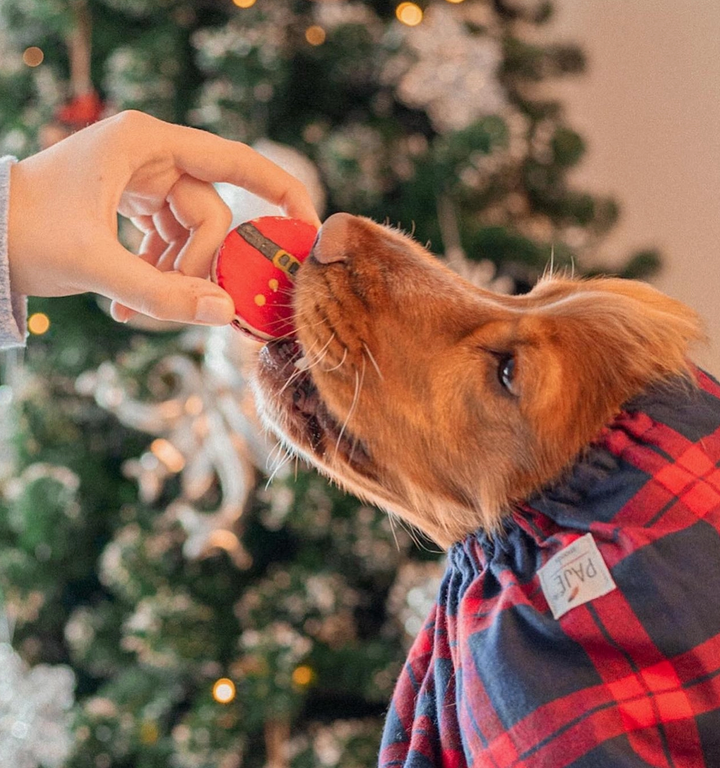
[538,533,617,620]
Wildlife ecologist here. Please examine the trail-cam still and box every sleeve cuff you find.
[0,155,27,349]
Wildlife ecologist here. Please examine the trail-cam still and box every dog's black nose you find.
[312,212,352,264]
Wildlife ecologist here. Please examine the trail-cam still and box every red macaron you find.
[212,216,318,341]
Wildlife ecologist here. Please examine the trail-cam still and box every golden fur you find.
[253,214,704,548]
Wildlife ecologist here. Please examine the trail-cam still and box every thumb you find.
[113,273,235,326]
[92,240,235,325]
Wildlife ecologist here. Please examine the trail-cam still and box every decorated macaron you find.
[212,216,318,341]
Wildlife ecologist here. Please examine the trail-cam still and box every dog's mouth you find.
[256,338,375,479]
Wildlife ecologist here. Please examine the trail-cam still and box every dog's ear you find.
[533,277,704,394]
[515,277,706,472]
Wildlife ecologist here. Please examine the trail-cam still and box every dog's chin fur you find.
[253,214,705,549]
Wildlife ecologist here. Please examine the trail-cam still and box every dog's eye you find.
[498,355,518,395]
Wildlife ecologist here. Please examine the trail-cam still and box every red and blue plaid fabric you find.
[380,368,720,767]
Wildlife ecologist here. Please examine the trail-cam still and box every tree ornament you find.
[78,327,273,569]
[54,91,104,127]
[384,3,506,133]
[39,0,105,149]
[0,640,75,768]
[212,216,318,342]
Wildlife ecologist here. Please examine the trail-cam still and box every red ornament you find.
[212,216,318,341]
[40,92,106,150]
[56,91,105,128]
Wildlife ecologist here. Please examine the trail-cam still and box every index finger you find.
[165,121,321,227]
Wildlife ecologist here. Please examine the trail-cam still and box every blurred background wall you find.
[548,0,720,375]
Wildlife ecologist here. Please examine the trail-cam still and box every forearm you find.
[0,156,27,349]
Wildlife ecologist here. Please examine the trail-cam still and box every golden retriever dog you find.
[254,213,702,545]
[253,213,720,766]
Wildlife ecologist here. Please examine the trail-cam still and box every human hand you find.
[7,110,321,326]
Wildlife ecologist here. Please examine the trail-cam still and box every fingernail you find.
[110,302,130,323]
[195,295,234,325]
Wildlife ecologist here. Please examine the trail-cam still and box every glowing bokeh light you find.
[213,678,236,704]
[305,26,327,46]
[292,665,315,687]
[396,2,423,26]
[22,47,44,67]
[28,312,50,335]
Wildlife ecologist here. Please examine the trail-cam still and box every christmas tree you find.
[0,1,661,766]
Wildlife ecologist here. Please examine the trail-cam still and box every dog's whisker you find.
[334,357,365,463]
[266,452,292,485]
[263,301,296,313]
[262,316,294,330]
[264,434,286,466]
[260,302,328,333]
[346,434,364,467]
[276,332,331,395]
[278,366,306,396]
[300,331,336,369]
[320,346,348,373]
[265,441,294,487]
[362,341,384,381]
[541,244,556,282]
[290,314,334,337]
[387,512,404,552]
[406,499,445,554]
[278,362,314,396]
[394,511,435,554]
[303,333,336,371]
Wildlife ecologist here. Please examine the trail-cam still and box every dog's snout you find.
[313,212,353,265]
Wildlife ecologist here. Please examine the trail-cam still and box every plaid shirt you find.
[380,368,720,767]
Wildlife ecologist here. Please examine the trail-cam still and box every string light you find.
[27,312,50,335]
[212,678,236,704]
[232,0,256,7]
[292,665,315,687]
[22,47,44,67]
[305,26,326,46]
[150,438,185,473]
[396,2,423,26]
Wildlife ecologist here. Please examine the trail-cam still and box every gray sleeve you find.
[0,155,27,349]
